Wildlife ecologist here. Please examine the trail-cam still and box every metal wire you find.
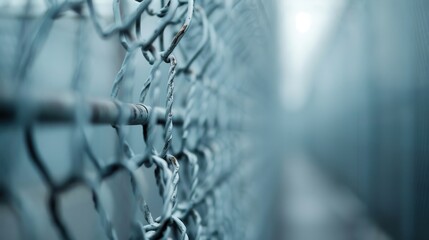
[0,0,277,239]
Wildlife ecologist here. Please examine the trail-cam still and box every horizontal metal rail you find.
[0,95,184,126]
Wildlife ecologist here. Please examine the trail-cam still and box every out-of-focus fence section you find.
[294,0,429,239]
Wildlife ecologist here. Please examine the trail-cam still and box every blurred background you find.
[278,0,429,239]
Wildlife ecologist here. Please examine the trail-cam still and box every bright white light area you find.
[279,0,345,111]
[295,12,313,33]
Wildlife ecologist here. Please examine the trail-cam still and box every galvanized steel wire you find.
[0,0,277,239]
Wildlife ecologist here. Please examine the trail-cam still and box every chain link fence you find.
[0,0,279,239]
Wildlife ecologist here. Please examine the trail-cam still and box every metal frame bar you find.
[0,95,184,125]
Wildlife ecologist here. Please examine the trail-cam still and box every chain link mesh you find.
[0,0,278,239]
